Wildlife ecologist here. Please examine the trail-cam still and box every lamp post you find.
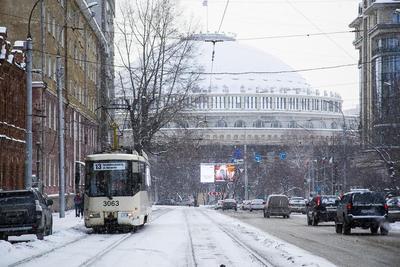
[25,0,43,189]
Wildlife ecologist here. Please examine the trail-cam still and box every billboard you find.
[200,163,236,183]
[200,164,215,183]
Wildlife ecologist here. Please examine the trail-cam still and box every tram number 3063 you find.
[103,200,120,207]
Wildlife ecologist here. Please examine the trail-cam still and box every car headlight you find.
[89,212,101,218]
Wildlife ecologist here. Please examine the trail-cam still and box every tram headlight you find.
[89,212,101,218]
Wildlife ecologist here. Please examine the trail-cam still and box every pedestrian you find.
[74,192,82,217]
[79,194,84,217]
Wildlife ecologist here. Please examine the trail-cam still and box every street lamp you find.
[25,0,43,189]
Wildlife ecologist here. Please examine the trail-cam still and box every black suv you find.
[0,189,53,241]
[306,195,338,226]
[335,191,389,235]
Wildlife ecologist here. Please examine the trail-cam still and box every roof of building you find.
[193,34,339,98]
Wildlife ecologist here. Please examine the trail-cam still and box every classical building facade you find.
[350,0,400,146]
[117,36,358,146]
[0,0,113,195]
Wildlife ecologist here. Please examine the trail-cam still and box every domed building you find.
[158,34,357,146]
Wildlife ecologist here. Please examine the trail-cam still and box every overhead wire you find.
[217,0,230,33]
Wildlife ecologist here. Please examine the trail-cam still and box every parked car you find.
[289,197,306,214]
[214,200,224,210]
[335,191,389,235]
[387,196,400,222]
[0,189,53,241]
[249,199,265,211]
[306,195,338,226]
[222,199,237,211]
[241,200,252,210]
[263,195,290,218]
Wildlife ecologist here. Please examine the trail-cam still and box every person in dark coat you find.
[74,193,82,217]
[79,194,84,217]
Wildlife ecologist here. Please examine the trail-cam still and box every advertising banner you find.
[200,163,215,183]
[201,163,236,183]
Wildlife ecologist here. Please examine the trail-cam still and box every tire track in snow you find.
[183,209,198,267]
[199,209,274,267]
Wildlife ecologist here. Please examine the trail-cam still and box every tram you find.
[83,149,152,232]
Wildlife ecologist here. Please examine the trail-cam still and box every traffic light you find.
[388,161,395,178]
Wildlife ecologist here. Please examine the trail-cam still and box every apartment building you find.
[350,0,400,146]
[0,0,111,196]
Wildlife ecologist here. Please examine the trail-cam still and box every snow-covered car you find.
[387,196,400,222]
[241,200,252,210]
[214,200,223,210]
[249,199,265,211]
[289,197,306,213]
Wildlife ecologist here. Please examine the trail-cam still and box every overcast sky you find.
[115,0,361,110]
[179,0,360,110]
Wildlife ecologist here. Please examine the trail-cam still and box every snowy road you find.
[1,207,334,267]
[223,210,400,267]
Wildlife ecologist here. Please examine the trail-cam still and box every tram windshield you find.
[85,160,147,197]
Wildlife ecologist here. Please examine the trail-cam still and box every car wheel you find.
[250,209,253,212]
[370,225,379,234]
[380,226,388,235]
[335,223,343,234]
[263,210,267,218]
[287,214,290,218]
[343,220,351,235]
[266,212,270,218]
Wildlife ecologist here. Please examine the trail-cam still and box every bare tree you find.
[115,0,200,152]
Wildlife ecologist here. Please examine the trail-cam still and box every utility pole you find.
[56,47,65,218]
[25,36,33,190]
[244,143,248,200]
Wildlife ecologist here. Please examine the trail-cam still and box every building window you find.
[234,120,246,127]
[331,122,338,129]
[393,12,400,24]
[288,121,297,128]
[215,119,227,127]
[271,120,282,128]
[253,120,264,128]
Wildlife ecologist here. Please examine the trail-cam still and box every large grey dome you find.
[194,35,311,94]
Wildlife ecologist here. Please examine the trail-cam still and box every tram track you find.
[183,210,198,267]
[199,209,274,267]
[8,207,173,267]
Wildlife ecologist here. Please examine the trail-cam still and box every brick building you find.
[0,55,26,190]
[0,0,113,197]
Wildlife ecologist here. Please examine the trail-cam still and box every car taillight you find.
[384,203,388,212]
[346,203,352,210]
[316,196,321,206]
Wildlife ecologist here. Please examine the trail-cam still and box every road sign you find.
[279,151,287,160]
[233,148,242,159]
[208,191,222,196]
[255,153,261,163]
